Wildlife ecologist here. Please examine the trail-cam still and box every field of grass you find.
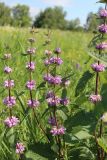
[0,27,107,160]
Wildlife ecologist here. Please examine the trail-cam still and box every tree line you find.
[0,2,102,31]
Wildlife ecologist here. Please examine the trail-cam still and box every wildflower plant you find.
[43,31,70,159]
[89,1,107,159]
[25,27,50,143]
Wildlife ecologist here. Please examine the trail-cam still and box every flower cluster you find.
[43,47,69,143]
[4,66,12,74]
[3,96,16,108]
[99,24,107,33]
[89,94,102,103]
[96,42,107,50]
[3,53,17,119]
[26,62,35,71]
[91,63,106,72]
[3,51,23,155]
[26,36,40,110]
[27,99,40,108]
[26,80,36,90]
[44,57,63,66]
[16,143,25,154]
[99,9,107,18]
[4,116,20,128]
[50,126,66,136]
[4,80,14,88]
[27,48,36,54]
[44,74,62,85]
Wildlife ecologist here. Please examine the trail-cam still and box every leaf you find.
[71,125,92,140]
[25,151,47,160]
[97,138,107,153]
[74,130,92,140]
[87,51,107,64]
[61,88,67,98]
[57,110,67,121]
[51,144,59,153]
[6,128,15,145]
[64,134,72,145]
[14,90,26,112]
[75,70,94,97]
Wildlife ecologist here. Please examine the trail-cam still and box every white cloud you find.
[42,0,72,7]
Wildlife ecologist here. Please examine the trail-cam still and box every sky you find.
[1,0,105,25]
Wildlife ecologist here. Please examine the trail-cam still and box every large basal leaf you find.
[75,70,94,97]
[25,151,47,160]
[72,126,92,140]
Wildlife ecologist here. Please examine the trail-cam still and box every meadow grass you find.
[1,27,106,159]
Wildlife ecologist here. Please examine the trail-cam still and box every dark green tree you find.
[33,6,67,29]
[12,4,31,27]
[0,2,12,26]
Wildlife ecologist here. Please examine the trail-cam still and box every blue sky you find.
[2,0,105,25]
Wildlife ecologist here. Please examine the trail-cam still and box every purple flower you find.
[47,96,60,107]
[3,96,16,108]
[27,99,40,108]
[26,62,35,71]
[46,90,55,99]
[99,9,107,18]
[60,98,70,106]
[99,24,107,33]
[28,38,35,43]
[49,76,62,85]
[91,63,106,72]
[4,116,20,128]
[50,126,66,136]
[48,117,56,126]
[4,54,11,59]
[16,142,25,154]
[43,74,53,82]
[4,66,12,74]
[49,57,63,65]
[96,42,107,50]
[44,50,52,56]
[44,59,50,66]
[54,48,61,54]
[89,94,102,103]
[27,48,36,54]
[4,80,14,88]
[26,80,36,90]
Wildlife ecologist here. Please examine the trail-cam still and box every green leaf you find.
[57,110,67,121]
[61,88,67,99]
[75,70,94,97]
[51,144,59,153]
[97,138,107,153]
[74,130,92,140]
[25,151,47,160]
